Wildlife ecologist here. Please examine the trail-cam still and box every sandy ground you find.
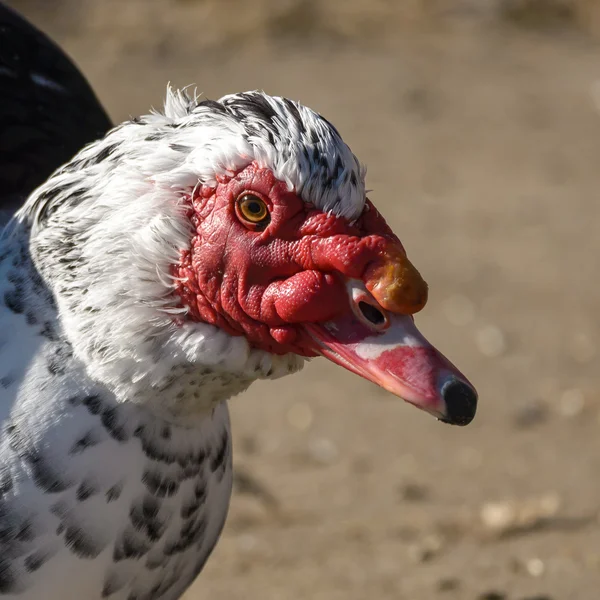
[7,1,600,598]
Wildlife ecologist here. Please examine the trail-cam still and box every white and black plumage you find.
[0,4,478,600]
[0,3,111,226]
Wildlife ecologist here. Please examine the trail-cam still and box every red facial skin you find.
[171,162,479,426]
[174,161,406,356]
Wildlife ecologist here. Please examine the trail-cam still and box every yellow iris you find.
[238,194,269,223]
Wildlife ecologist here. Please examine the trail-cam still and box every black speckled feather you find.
[0,6,234,598]
[0,1,111,218]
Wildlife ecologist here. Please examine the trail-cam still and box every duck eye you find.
[236,193,270,226]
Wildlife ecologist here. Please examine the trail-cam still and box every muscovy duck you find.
[0,3,477,599]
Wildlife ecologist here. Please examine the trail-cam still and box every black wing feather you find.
[0,2,111,214]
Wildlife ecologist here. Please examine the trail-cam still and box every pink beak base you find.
[304,313,478,426]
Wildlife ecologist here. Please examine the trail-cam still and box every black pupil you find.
[358,301,385,326]
[246,199,262,214]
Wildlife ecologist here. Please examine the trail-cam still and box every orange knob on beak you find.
[363,246,429,315]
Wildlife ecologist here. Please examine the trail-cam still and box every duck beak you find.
[304,297,477,425]
[303,246,477,425]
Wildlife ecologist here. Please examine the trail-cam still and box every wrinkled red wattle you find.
[173,161,406,356]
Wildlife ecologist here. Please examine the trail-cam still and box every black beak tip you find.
[440,379,478,426]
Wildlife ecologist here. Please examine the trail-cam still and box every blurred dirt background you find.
[6,0,600,598]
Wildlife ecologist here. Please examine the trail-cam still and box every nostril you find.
[358,301,385,327]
